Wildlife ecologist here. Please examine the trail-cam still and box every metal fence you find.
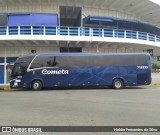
[0,26,160,43]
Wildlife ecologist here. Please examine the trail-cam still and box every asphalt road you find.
[0,86,160,134]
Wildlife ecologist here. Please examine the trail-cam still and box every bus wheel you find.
[113,79,123,89]
[32,80,42,90]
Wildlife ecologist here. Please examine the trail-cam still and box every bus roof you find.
[18,52,150,58]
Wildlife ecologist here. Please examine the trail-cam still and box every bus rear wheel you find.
[112,79,123,89]
[32,80,43,90]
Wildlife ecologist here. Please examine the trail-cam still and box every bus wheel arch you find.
[112,78,124,89]
[31,79,43,90]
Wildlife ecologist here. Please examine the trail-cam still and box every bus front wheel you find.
[112,79,123,89]
[32,80,43,90]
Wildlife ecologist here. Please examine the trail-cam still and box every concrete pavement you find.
[0,86,160,126]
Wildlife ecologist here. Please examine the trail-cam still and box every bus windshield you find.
[12,63,27,76]
[11,56,34,77]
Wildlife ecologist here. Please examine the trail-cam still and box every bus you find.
[10,53,151,90]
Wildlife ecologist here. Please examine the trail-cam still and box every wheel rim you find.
[115,81,122,88]
[33,82,39,89]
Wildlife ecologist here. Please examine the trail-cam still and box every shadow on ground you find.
[0,86,147,92]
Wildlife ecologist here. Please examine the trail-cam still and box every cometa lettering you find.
[42,69,69,75]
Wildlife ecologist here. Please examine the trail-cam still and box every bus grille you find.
[137,74,148,84]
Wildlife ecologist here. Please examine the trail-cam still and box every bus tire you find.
[32,80,43,90]
[112,79,123,89]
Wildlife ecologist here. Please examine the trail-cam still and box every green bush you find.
[152,63,160,70]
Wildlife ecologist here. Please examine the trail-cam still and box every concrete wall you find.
[82,6,141,21]
[0,2,59,13]
[0,1,142,22]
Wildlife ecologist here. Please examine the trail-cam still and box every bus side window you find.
[46,60,58,67]
[46,56,58,67]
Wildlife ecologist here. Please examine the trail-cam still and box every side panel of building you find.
[8,13,58,26]
[0,65,4,84]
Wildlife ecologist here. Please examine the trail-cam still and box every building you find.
[0,0,160,85]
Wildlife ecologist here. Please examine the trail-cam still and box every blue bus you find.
[10,53,151,90]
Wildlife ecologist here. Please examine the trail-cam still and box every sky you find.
[149,0,160,5]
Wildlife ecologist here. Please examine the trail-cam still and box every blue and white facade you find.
[0,0,160,85]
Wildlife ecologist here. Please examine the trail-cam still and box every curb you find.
[0,86,23,91]
[149,82,160,86]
